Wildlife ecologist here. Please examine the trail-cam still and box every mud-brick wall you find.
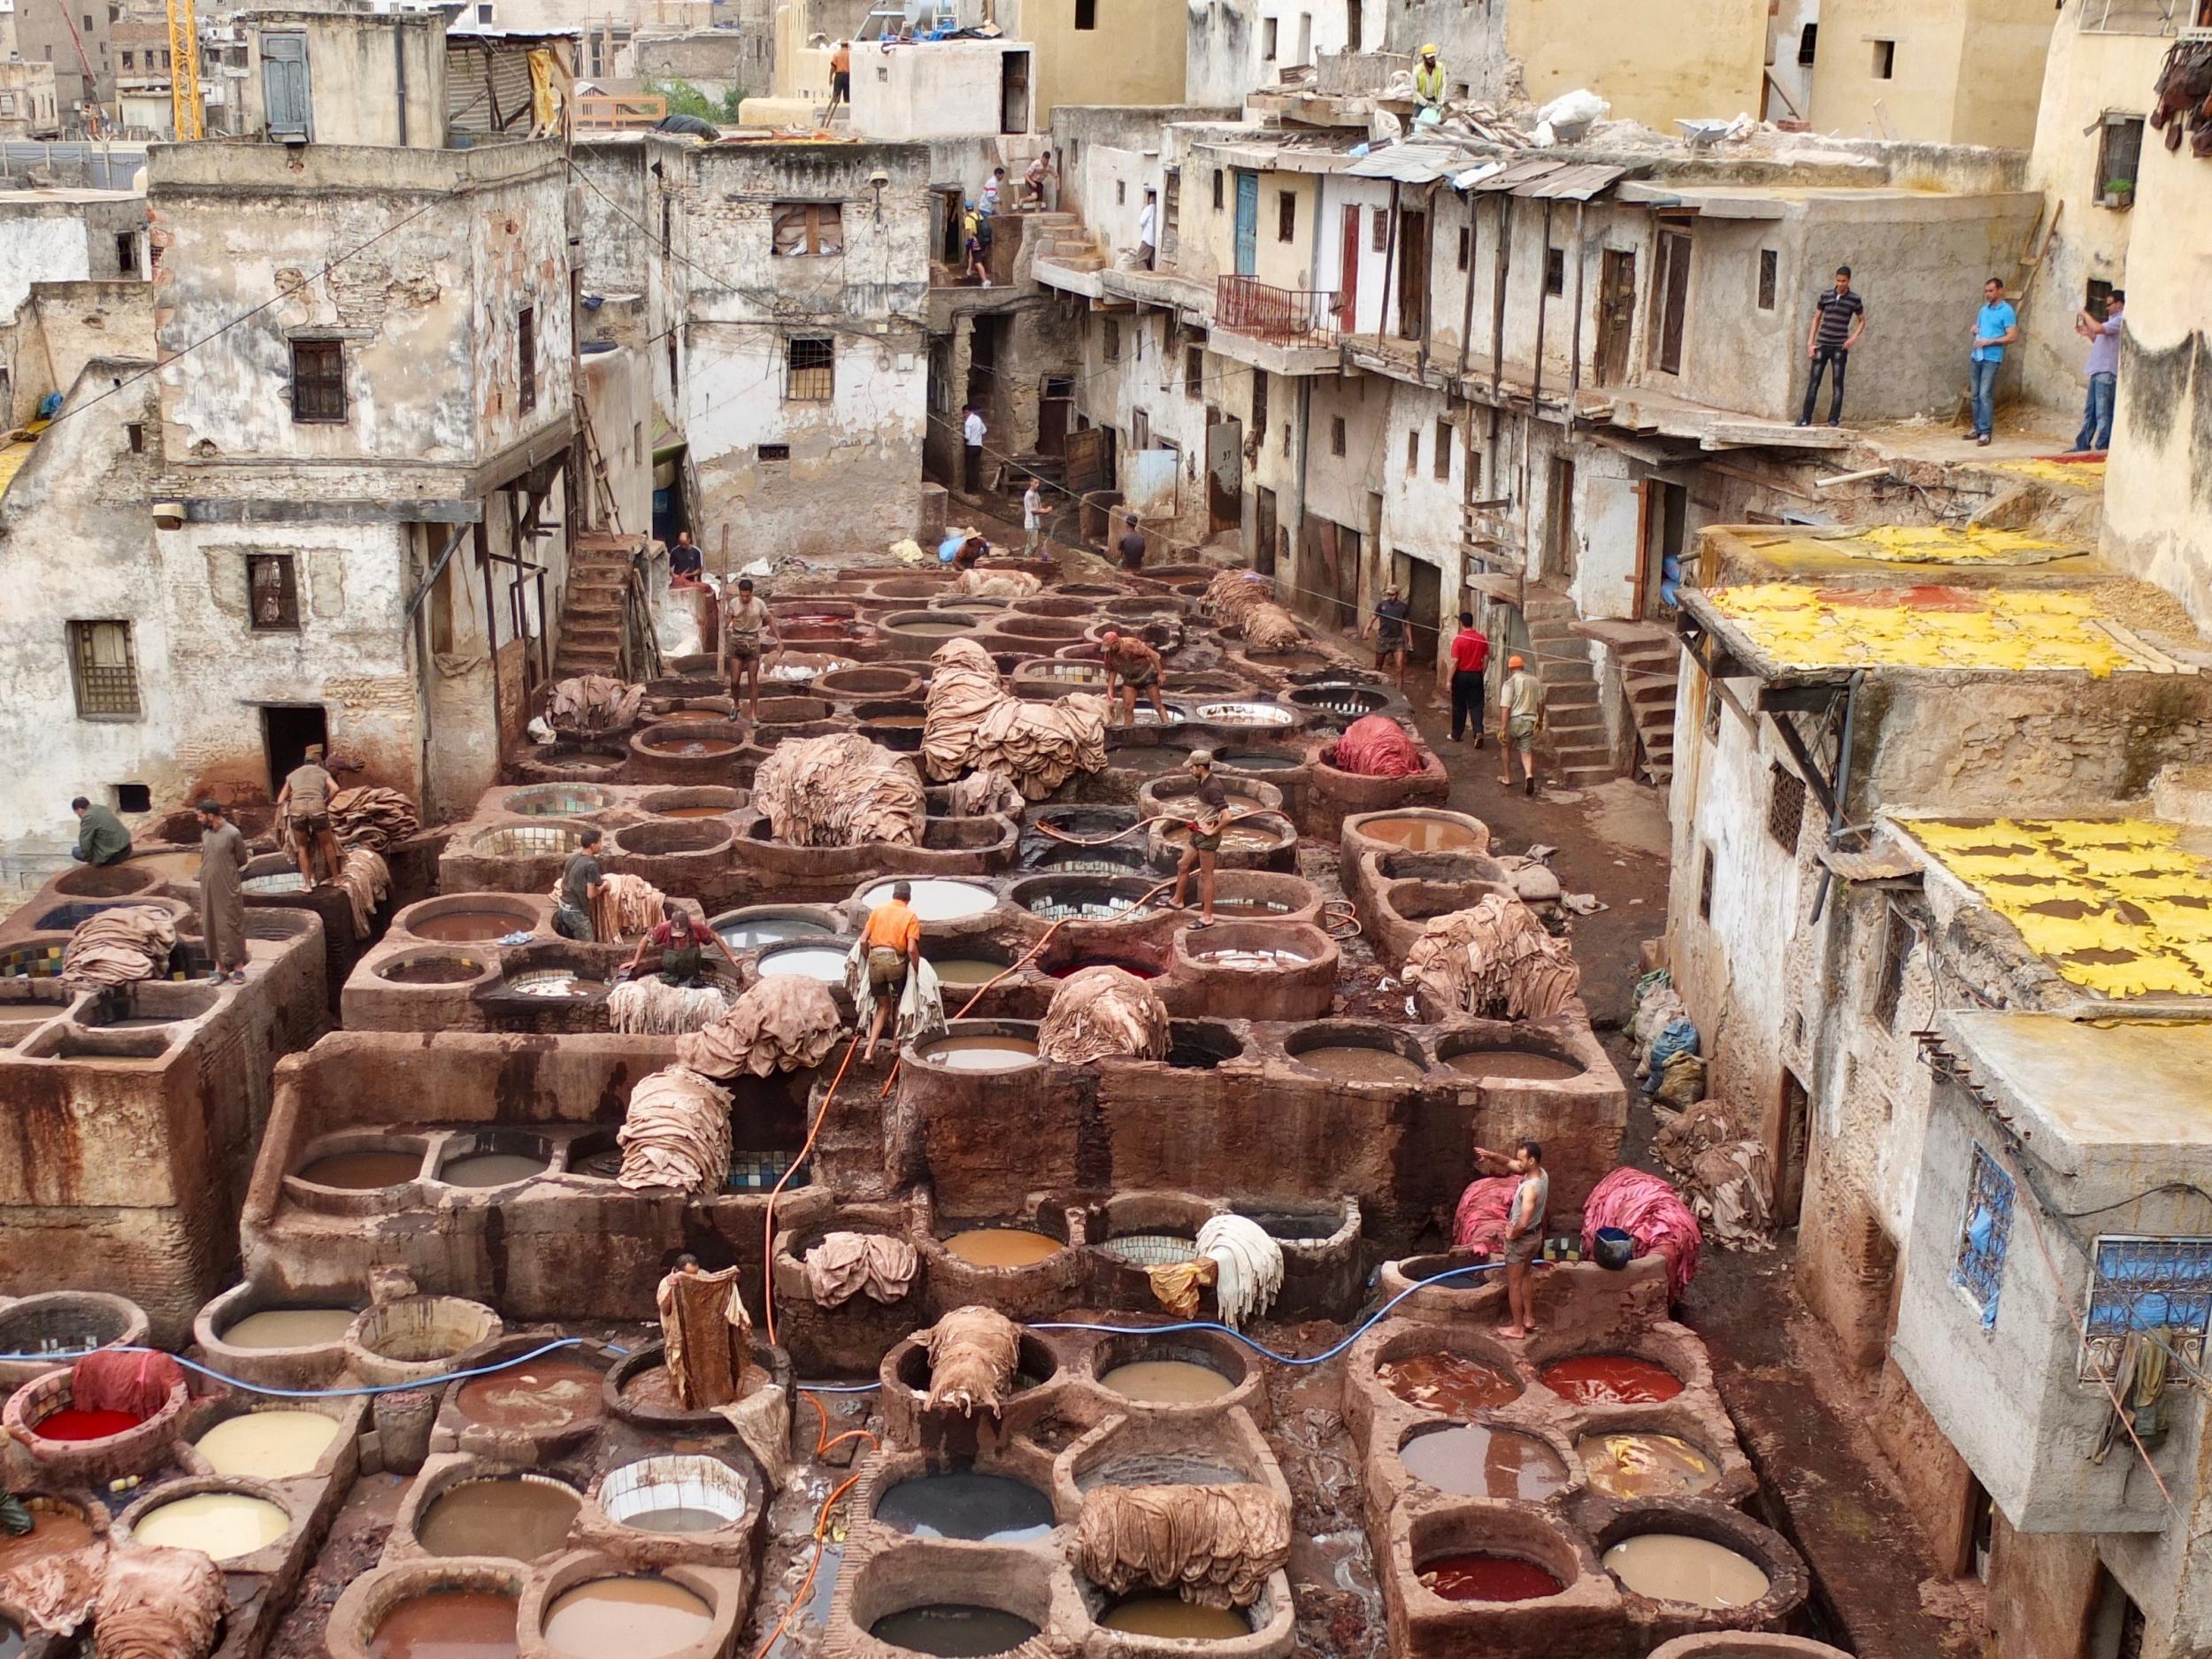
[0,913,328,1344]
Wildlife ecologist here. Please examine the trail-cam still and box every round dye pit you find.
[1098,1233,1199,1266]
[714,912,835,949]
[754,942,849,982]
[29,1406,143,1441]
[860,879,998,922]
[916,1033,1040,1071]
[1398,1424,1566,1501]
[419,1475,581,1560]
[439,1148,552,1187]
[378,955,488,986]
[1417,1553,1563,1603]
[656,804,732,818]
[1540,1354,1684,1405]
[637,733,741,757]
[1576,1432,1720,1499]
[453,1358,606,1436]
[1188,944,1310,968]
[505,969,603,998]
[887,615,980,638]
[408,910,531,943]
[1377,1351,1521,1414]
[1293,1045,1425,1086]
[1099,1598,1250,1638]
[0,1502,95,1571]
[599,1455,749,1534]
[1099,1359,1234,1404]
[541,1577,713,1658]
[869,1606,1040,1655]
[874,1471,1055,1542]
[1442,1047,1586,1081]
[1159,821,1288,854]
[928,956,1010,988]
[1217,749,1298,770]
[195,1409,342,1478]
[369,1589,519,1659]
[1190,701,1294,726]
[940,1228,1063,1268]
[132,1492,290,1560]
[1602,1534,1770,1609]
[1047,956,1155,979]
[1358,816,1482,853]
[297,1149,424,1189]
[220,1307,357,1349]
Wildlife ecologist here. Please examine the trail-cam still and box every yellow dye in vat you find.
[1905,818,2212,998]
[1852,525,2066,562]
[1708,583,2146,677]
[1989,457,2108,491]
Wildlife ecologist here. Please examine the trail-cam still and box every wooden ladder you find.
[577,402,626,534]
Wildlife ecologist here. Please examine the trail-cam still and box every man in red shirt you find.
[1448,610,1490,747]
[622,901,745,987]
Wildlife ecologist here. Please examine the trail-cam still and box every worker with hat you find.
[1169,750,1229,927]
[1497,653,1543,796]
[1363,581,1414,687]
[277,742,342,888]
[1100,627,1170,727]
[1414,44,1446,110]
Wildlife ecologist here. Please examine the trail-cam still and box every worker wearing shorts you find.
[862,881,922,1060]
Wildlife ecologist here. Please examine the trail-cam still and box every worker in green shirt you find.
[69,795,131,865]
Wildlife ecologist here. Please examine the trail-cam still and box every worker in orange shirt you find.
[826,41,852,119]
[861,880,921,1060]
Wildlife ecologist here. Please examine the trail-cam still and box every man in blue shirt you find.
[1967,276,2019,447]
[2068,289,2124,454]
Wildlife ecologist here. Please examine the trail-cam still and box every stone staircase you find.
[551,534,639,680]
[1615,632,1683,790]
[1027,209,1105,275]
[1525,593,1615,788]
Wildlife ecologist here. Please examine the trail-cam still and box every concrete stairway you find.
[552,534,638,680]
[1615,633,1683,790]
[1525,593,1615,787]
[1028,209,1105,273]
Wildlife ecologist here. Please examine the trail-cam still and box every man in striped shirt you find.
[1798,265,1866,427]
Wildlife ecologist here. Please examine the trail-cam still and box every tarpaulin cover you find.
[608,978,733,1034]
[1451,1175,1519,1254]
[922,1304,1022,1416]
[802,1232,920,1307]
[1196,1214,1283,1331]
[752,733,926,848]
[60,906,176,989]
[70,1351,182,1421]
[1330,714,1425,778]
[1404,893,1581,1020]
[333,846,390,935]
[1074,1483,1292,1609]
[679,973,843,1078]
[657,1263,752,1409]
[1579,1166,1702,1299]
[1036,965,1171,1063]
[549,673,645,734]
[616,1064,733,1192]
[93,1547,225,1659]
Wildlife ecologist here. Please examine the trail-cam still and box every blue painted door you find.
[1233,172,1258,276]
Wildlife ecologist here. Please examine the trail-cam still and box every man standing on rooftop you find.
[1797,265,1865,428]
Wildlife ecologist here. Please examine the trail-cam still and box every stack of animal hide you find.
[322,787,419,851]
[752,733,926,848]
[678,973,843,1078]
[548,870,666,942]
[1451,1175,1517,1255]
[921,1304,1022,1416]
[970,693,1109,801]
[1195,1215,1282,1330]
[1579,1167,1704,1299]
[60,907,176,989]
[71,1351,184,1420]
[1074,1484,1292,1609]
[607,978,733,1035]
[616,1064,733,1192]
[1655,1101,1773,1250]
[1404,893,1581,1020]
[549,673,645,735]
[0,1511,104,1636]
[1035,965,1170,1063]
[921,639,1005,783]
[93,1547,227,1659]
[802,1232,920,1307]
[1202,570,1303,652]
[333,846,391,935]
[952,567,1041,599]
[1330,714,1425,778]
[945,768,1024,819]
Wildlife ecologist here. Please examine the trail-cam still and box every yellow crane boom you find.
[167,0,202,140]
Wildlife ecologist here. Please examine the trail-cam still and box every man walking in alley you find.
[963,404,987,494]
[1797,265,1865,427]
[1135,186,1157,271]
[1967,277,2019,446]
[1024,478,1046,555]
[1448,611,1489,747]
[1364,583,1413,687]
[1498,653,1542,796]
[2069,289,2123,454]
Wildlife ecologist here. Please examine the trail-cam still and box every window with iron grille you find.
[2096,115,2144,207]
[1277,189,1295,242]
[67,620,140,718]
[289,338,346,423]
[2083,1236,2212,1379]
[1251,369,1268,438]
[1698,847,1715,918]
[518,306,536,413]
[785,336,833,401]
[1434,419,1452,480]
[772,202,844,256]
[248,555,299,631]
[1953,1145,2015,1326]
[1371,211,1386,253]
[1456,225,1471,271]
[1757,249,1778,311]
[1767,763,1807,851]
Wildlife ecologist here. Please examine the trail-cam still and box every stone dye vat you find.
[415,1473,583,1561]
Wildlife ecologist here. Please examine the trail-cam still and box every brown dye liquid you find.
[1602,1534,1769,1608]
[0,1005,54,1025]
[654,709,725,722]
[1099,1599,1249,1638]
[649,738,738,757]
[1295,1045,1425,1085]
[418,1478,580,1560]
[0,1507,94,1573]
[941,1228,1062,1267]
[296,1149,421,1188]
[1575,1432,1719,1499]
[438,1152,550,1187]
[872,713,926,727]
[927,957,1005,987]
[452,1358,606,1434]
[541,1578,713,1658]
[1099,1359,1234,1403]
[1361,816,1480,853]
[381,958,484,984]
[1161,822,1283,852]
[918,1034,1041,1071]
[1540,1354,1684,1405]
[410,911,525,942]
[1398,1424,1566,1500]
[1377,1351,1521,1414]
[656,805,731,818]
[621,1505,730,1534]
[1418,1553,1563,1602]
[895,619,976,637]
[1444,1048,1584,1080]
[868,1606,1038,1655]
[368,1590,519,1659]
[219,1307,357,1349]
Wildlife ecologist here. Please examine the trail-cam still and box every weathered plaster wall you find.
[1504,0,1764,130]
[1378,0,1509,104]
[239,9,449,147]
[852,41,1025,140]
[0,200,98,323]
[1002,0,1185,131]
[1809,0,2050,146]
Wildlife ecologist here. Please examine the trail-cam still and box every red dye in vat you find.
[1539,1353,1683,1405]
[1418,1553,1563,1602]
[31,1407,144,1441]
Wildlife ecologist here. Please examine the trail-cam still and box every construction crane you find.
[165,0,203,140]
[51,0,105,138]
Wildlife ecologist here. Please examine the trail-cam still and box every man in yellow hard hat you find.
[1414,44,1446,110]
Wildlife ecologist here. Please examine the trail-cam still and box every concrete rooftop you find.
[1942,1010,2212,1149]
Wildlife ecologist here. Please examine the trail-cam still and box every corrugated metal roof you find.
[1463,157,1625,199]
[1343,142,1466,183]
[1818,847,1924,884]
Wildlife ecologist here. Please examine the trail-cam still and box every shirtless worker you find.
[554,826,607,941]
[276,743,343,888]
[622,899,745,987]
[726,576,778,721]
[1169,749,1228,928]
[1474,1139,1548,1340]
[861,879,922,1061]
[1098,628,1169,726]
